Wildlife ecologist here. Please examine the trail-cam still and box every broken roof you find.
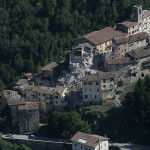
[127,47,150,59]
[106,57,131,65]
[41,62,58,71]
[18,102,39,111]
[71,132,109,148]
[7,98,26,106]
[72,43,94,50]
[117,21,138,28]
[114,32,149,45]
[3,90,19,99]
[142,10,150,18]
[80,72,115,82]
[78,27,125,45]
[26,85,65,95]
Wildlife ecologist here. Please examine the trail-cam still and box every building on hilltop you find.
[71,132,109,150]
[80,72,115,105]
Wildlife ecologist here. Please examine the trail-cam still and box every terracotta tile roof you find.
[127,47,150,59]
[41,62,58,71]
[72,43,94,50]
[79,27,125,45]
[7,98,26,106]
[71,132,109,148]
[80,72,115,82]
[106,57,131,65]
[26,86,65,95]
[117,21,138,28]
[114,32,149,45]
[18,102,39,110]
[16,79,28,86]
[142,10,150,18]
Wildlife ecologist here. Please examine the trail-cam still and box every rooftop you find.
[114,32,149,45]
[18,102,39,110]
[78,27,125,45]
[142,10,150,19]
[26,85,65,95]
[41,62,58,71]
[106,57,131,65]
[24,73,32,77]
[81,72,115,82]
[72,43,94,50]
[7,98,25,106]
[71,132,109,148]
[127,47,150,59]
[16,79,28,86]
[117,21,138,28]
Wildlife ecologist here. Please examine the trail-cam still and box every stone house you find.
[8,99,39,133]
[80,72,115,105]
[113,32,149,58]
[25,85,67,113]
[41,62,58,80]
[116,21,139,35]
[71,132,109,150]
[105,57,131,72]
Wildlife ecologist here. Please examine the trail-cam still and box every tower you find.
[131,5,143,24]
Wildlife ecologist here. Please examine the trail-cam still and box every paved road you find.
[109,141,150,150]
[2,133,150,150]
[2,133,71,144]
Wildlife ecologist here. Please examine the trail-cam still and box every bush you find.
[109,145,121,150]
[117,80,123,87]
[134,148,144,150]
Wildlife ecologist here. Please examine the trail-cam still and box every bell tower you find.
[131,5,142,24]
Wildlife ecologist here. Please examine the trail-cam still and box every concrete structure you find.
[71,132,109,150]
[8,99,39,133]
[81,72,115,105]
[25,85,67,113]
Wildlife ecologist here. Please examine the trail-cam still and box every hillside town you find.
[1,4,150,150]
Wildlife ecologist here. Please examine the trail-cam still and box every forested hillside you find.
[0,0,150,90]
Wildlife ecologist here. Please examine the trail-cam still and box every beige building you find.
[81,72,115,105]
[71,132,109,150]
[25,86,67,113]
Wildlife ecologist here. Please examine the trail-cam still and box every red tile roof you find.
[117,21,138,28]
[80,72,115,82]
[71,132,109,148]
[79,27,125,45]
[142,10,150,18]
[18,102,39,110]
[106,57,131,65]
[114,32,149,45]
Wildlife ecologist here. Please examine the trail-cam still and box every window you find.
[95,95,97,99]
[81,146,83,149]
[85,95,88,98]
[55,96,58,99]
[96,82,99,85]
[139,9,141,14]
[97,89,99,92]
[56,101,57,104]
[103,80,105,83]
[88,82,92,85]
[132,31,134,34]
[103,85,106,88]
[84,82,87,85]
